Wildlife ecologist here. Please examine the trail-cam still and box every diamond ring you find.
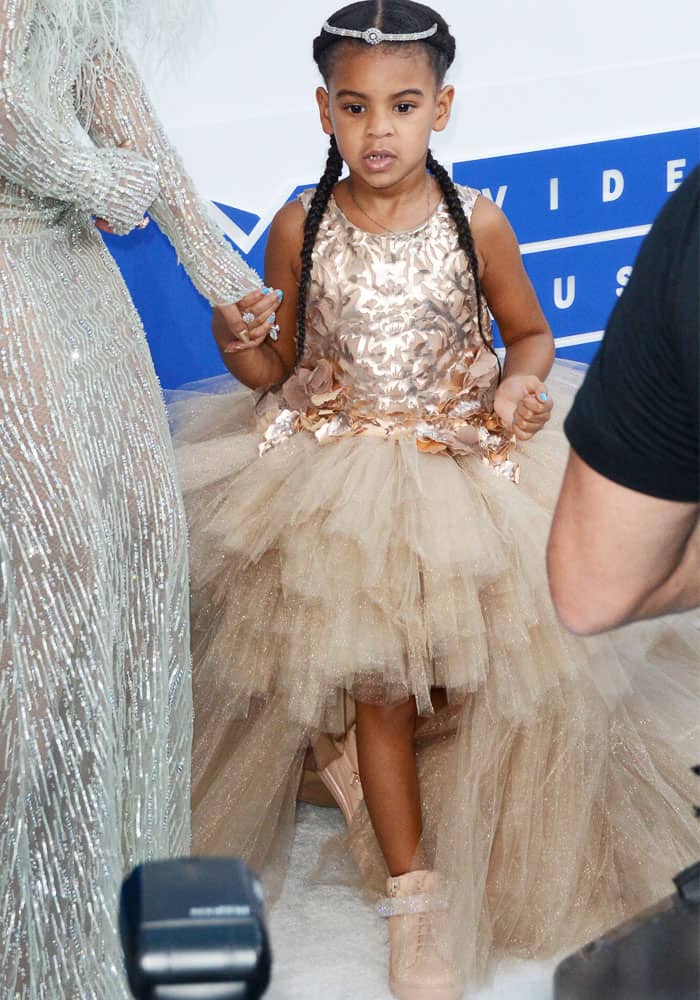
[242,311,256,326]
[269,324,280,342]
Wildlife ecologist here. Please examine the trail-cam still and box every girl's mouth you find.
[364,151,396,172]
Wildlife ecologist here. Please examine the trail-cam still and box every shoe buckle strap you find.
[377,892,449,918]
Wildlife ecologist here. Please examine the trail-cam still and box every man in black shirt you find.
[547,166,699,634]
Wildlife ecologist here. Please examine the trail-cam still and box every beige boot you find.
[379,870,463,1000]
[316,725,363,827]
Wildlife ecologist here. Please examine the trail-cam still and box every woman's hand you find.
[214,287,282,354]
[94,140,153,234]
[494,374,553,441]
[95,216,149,234]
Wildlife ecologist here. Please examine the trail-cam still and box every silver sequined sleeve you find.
[0,0,160,233]
[83,51,261,305]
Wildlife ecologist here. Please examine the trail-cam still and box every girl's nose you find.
[366,113,393,139]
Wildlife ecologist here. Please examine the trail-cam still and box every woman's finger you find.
[246,307,278,333]
[237,289,267,311]
[238,287,282,316]
[242,290,282,324]
[224,336,267,354]
[245,312,280,340]
[223,325,270,353]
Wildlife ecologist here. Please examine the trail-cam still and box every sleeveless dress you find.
[0,2,259,996]
[171,187,699,989]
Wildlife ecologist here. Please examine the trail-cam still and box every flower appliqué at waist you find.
[258,358,520,484]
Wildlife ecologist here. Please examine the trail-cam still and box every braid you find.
[296,135,343,363]
[426,150,501,379]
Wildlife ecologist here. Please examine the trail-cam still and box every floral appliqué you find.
[259,353,519,483]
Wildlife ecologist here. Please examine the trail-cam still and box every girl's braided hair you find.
[298,0,497,374]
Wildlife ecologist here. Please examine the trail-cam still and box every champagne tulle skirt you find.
[169,361,699,990]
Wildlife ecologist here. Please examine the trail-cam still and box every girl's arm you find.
[472,195,555,440]
[212,199,304,390]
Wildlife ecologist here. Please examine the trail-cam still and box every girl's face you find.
[316,44,454,191]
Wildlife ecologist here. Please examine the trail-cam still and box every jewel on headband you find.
[321,21,439,45]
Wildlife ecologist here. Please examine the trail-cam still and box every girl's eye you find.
[344,104,365,114]
[395,103,415,113]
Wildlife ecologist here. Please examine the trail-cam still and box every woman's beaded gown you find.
[0,2,258,996]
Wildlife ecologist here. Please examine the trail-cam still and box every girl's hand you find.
[214,288,282,354]
[494,374,553,441]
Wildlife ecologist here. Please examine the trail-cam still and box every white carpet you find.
[266,803,559,999]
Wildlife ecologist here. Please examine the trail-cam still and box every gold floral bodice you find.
[261,185,517,480]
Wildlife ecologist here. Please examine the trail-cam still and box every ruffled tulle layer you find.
[169,361,699,989]
[172,362,645,726]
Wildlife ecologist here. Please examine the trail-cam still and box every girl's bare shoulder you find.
[269,195,308,247]
[469,192,514,240]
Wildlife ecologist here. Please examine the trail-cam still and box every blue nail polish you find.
[262,286,271,295]
[539,392,549,402]
[276,289,284,301]
[268,315,275,324]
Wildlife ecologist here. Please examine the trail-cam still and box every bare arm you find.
[547,450,700,634]
[212,198,304,390]
[472,195,555,438]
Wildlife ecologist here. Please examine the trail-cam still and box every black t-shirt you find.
[565,165,699,503]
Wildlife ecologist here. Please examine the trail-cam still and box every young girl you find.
[171,3,699,997]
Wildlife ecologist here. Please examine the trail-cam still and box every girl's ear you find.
[316,86,334,137]
[433,84,455,134]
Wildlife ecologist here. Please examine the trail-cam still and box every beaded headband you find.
[321,21,439,45]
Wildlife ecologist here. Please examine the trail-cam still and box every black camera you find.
[120,857,271,999]
[554,861,700,1000]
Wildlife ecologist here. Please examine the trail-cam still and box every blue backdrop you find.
[104,127,699,389]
